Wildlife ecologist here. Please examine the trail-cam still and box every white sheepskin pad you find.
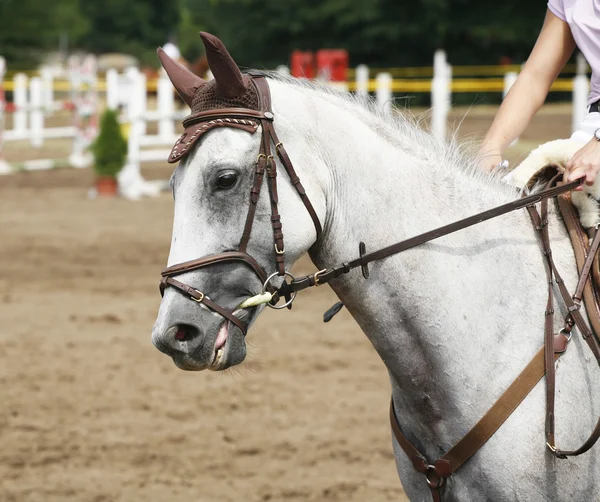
[503,139,600,228]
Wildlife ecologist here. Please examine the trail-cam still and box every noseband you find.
[160,75,323,334]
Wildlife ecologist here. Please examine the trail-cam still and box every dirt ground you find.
[0,105,571,502]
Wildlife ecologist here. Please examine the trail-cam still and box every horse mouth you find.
[208,306,255,371]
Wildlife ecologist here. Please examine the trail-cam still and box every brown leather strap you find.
[573,222,600,303]
[288,180,583,293]
[528,195,563,453]
[267,121,323,241]
[390,346,560,501]
[544,196,600,362]
[251,76,272,113]
[182,108,270,127]
[391,346,567,499]
[160,277,248,333]
[558,193,600,344]
[267,157,286,275]
[262,123,286,276]
[239,150,267,252]
[527,181,600,458]
[161,251,269,284]
[252,76,323,242]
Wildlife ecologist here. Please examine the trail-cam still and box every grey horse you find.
[152,33,600,501]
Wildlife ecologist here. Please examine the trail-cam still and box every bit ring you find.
[262,271,296,309]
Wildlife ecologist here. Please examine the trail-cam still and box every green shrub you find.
[91,109,128,178]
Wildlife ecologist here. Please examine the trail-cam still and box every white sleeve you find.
[547,0,566,21]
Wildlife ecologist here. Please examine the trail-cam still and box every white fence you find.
[355,52,590,141]
[0,58,185,197]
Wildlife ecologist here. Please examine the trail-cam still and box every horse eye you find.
[217,172,238,189]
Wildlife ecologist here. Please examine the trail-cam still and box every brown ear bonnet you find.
[158,32,261,163]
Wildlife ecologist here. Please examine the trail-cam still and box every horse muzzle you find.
[152,287,256,371]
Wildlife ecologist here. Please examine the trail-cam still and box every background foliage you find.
[0,0,550,69]
[90,108,128,178]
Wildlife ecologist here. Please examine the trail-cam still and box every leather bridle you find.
[160,74,322,334]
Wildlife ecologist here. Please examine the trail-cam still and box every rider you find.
[478,1,600,187]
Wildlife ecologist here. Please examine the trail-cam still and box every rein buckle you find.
[313,269,327,286]
[191,290,205,303]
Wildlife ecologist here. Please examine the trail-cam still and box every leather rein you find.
[160,74,600,500]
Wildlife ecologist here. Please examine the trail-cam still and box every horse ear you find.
[199,32,247,98]
[157,48,205,107]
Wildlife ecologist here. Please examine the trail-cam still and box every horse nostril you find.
[173,324,200,342]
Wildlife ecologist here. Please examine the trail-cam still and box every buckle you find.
[191,290,205,303]
[313,269,327,286]
[546,442,568,459]
[425,465,447,490]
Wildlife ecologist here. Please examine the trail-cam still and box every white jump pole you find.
[106,68,119,110]
[376,72,392,114]
[0,56,10,174]
[40,67,54,113]
[117,67,153,199]
[157,72,175,141]
[125,67,147,136]
[125,68,144,165]
[29,77,44,148]
[68,55,81,113]
[572,52,589,134]
[139,72,147,137]
[431,50,451,142]
[68,55,97,168]
[13,73,28,136]
[355,64,369,102]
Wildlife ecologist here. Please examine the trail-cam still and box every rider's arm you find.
[478,9,576,170]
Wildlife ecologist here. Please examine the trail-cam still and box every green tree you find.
[181,0,546,68]
[0,0,88,68]
[91,108,128,178]
[0,0,554,72]
[79,0,181,66]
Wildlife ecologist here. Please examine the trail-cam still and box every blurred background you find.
[0,1,582,501]
[0,0,548,69]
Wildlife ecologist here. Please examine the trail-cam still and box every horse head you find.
[152,33,325,371]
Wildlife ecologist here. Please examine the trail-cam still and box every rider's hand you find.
[477,146,504,172]
[565,137,600,190]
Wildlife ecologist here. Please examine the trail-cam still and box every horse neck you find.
[272,81,571,453]
[272,82,518,270]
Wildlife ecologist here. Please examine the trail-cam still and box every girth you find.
[160,75,322,334]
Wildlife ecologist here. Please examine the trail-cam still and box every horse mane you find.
[255,70,518,205]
